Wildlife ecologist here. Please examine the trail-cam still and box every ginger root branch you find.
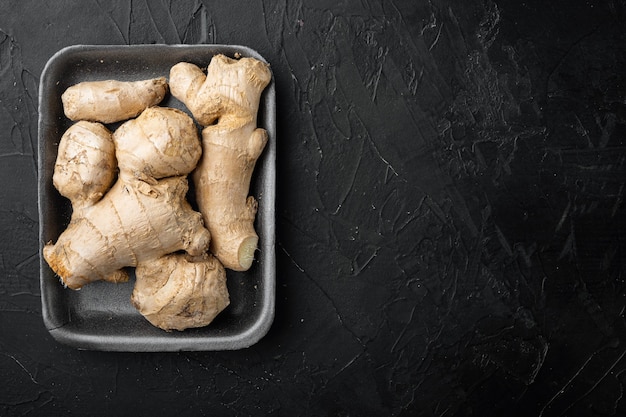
[132,253,229,331]
[62,77,168,123]
[44,107,210,290]
[170,54,272,271]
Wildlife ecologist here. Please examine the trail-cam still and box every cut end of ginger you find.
[238,235,259,271]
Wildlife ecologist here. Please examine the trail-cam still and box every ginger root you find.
[131,253,229,331]
[46,54,272,331]
[114,106,202,179]
[170,54,272,271]
[61,77,167,123]
[52,121,116,209]
[43,107,210,290]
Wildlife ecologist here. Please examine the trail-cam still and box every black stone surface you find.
[0,0,624,415]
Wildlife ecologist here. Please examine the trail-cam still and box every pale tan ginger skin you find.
[61,77,168,123]
[43,107,210,290]
[170,54,272,271]
[131,253,230,331]
[52,121,116,209]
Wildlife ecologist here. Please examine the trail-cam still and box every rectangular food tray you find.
[38,44,275,351]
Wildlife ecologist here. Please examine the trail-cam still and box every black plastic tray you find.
[38,44,275,351]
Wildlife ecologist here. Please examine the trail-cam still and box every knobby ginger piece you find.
[114,106,203,179]
[43,107,210,290]
[44,176,210,289]
[61,77,168,123]
[52,121,116,209]
[132,253,230,331]
[170,54,272,271]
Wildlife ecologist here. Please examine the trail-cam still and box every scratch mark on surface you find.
[278,241,305,273]
[160,0,183,43]
[555,200,571,232]
[545,23,603,99]
[143,0,169,43]
[370,47,388,102]
[351,248,379,276]
[538,350,596,417]
[15,252,37,271]
[1,352,39,385]
[428,22,444,51]
[332,133,364,215]
[557,221,577,260]
[559,348,626,417]
[366,129,398,181]
[391,303,418,353]
[330,350,364,381]
[281,239,366,348]
[93,0,130,43]
[574,113,593,147]
[494,224,513,257]
[181,1,211,44]
[408,64,425,96]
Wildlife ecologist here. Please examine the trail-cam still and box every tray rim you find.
[37,43,276,352]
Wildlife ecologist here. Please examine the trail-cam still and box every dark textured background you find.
[1,0,625,415]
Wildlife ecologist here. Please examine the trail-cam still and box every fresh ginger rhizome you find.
[43,54,271,331]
